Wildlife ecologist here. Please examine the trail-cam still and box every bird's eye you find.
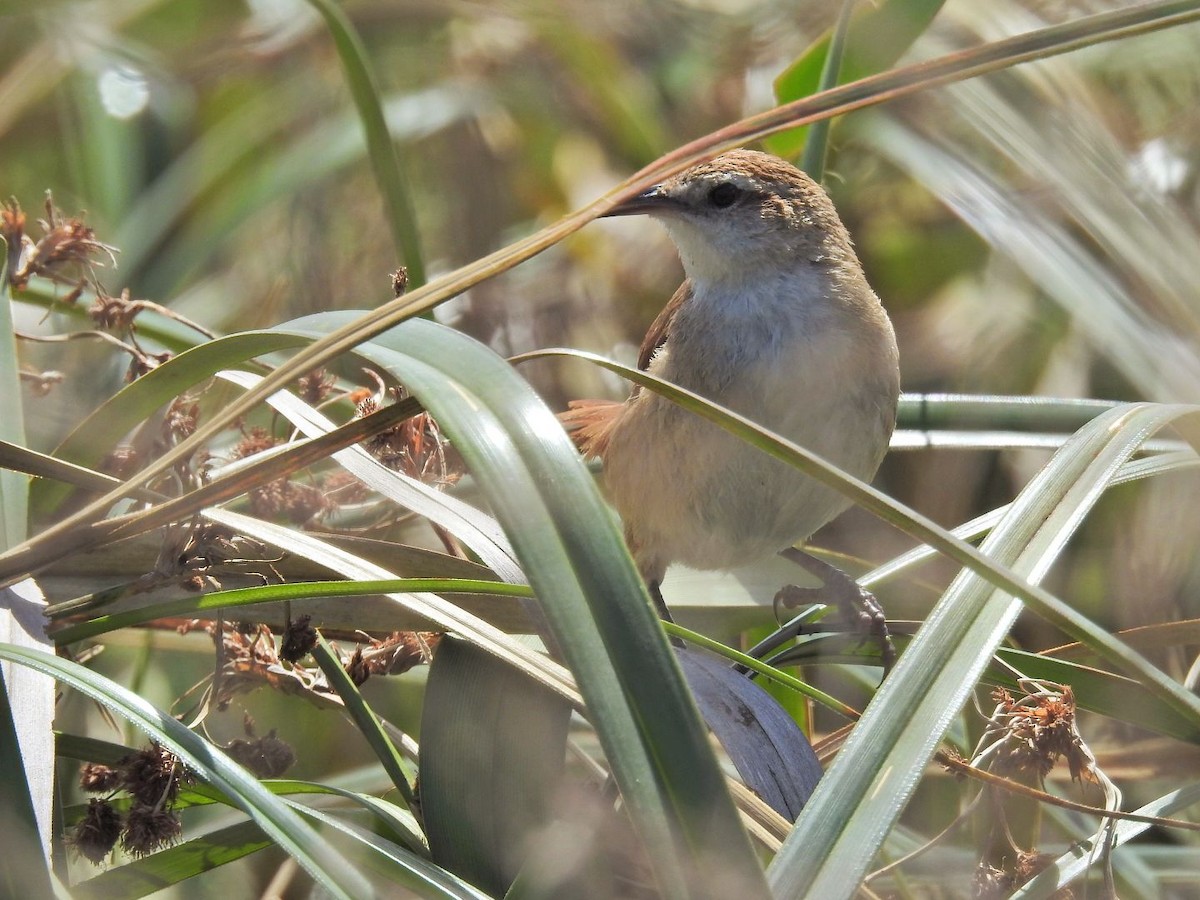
[707,182,740,209]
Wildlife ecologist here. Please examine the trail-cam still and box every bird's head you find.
[604,149,855,285]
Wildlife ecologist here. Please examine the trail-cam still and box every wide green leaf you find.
[279,313,768,898]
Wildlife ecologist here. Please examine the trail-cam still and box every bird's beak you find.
[601,185,673,218]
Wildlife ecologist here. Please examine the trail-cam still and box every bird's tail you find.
[558,399,622,460]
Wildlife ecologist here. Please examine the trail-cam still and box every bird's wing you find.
[637,279,692,371]
[558,281,692,459]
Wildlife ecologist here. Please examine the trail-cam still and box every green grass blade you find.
[420,637,572,896]
[50,578,532,644]
[799,0,855,181]
[309,633,416,810]
[768,0,946,159]
[286,314,768,897]
[303,0,425,286]
[895,393,1120,433]
[0,665,54,898]
[766,405,1195,896]
[1014,782,1200,899]
[286,802,492,900]
[0,236,27,549]
[0,643,373,899]
[69,821,272,899]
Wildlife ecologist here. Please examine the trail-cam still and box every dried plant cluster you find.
[69,743,185,863]
[4,198,456,871]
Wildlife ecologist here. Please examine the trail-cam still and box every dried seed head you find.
[391,267,409,297]
[346,646,370,686]
[297,368,336,405]
[224,730,296,779]
[79,762,123,794]
[232,425,278,460]
[119,741,181,808]
[280,614,318,664]
[248,478,331,525]
[70,799,123,864]
[990,686,1087,782]
[120,804,182,857]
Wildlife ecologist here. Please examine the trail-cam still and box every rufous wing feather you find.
[558,399,623,460]
[637,279,691,371]
[561,280,690,461]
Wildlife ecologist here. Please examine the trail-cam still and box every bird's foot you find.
[776,549,896,672]
[649,580,686,648]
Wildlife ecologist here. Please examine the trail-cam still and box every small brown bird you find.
[563,150,900,646]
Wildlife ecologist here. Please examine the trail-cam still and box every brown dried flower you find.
[119,741,182,808]
[223,729,296,779]
[346,646,370,686]
[297,367,337,405]
[280,614,318,664]
[988,685,1092,783]
[70,799,123,864]
[79,762,123,794]
[391,267,409,297]
[2,195,117,292]
[120,804,182,857]
[232,425,279,460]
[248,477,331,525]
[90,288,141,331]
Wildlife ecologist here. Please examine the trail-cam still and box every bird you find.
[561,149,900,656]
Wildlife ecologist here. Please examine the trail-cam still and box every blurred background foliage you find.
[6,0,1200,894]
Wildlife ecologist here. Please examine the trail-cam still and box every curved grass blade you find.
[1013,782,1200,899]
[310,634,415,810]
[69,820,272,900]
[799,0,856,181]
[0,664,54,898]
[283,315,768,898]
[864,450,1200,590]
[0,439,165,503]
[767,405,1198,896]
[302,0,425,286]
[50,577,532,645]
[0,643,373,899]
[0,236,27,548]
[287,801,493,900]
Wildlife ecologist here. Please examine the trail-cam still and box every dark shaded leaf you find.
[677,647,821,822]
[421,638,571,895]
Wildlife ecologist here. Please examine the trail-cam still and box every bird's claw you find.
[774,578,896,673]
